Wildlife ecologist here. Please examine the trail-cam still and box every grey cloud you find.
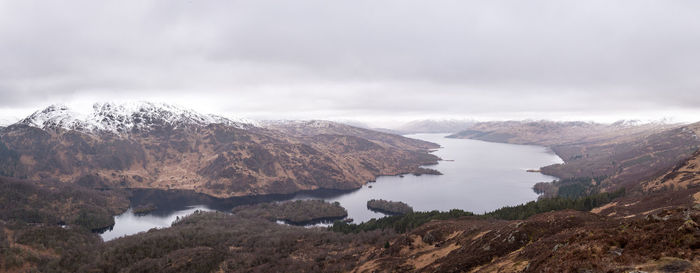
[0,0,699,123]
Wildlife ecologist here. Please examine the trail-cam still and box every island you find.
[232,200,348,225]
[412,167,443,176]
[366,199,413,215]
[132,204,157,216]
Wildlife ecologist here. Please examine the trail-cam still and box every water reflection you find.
[100,205,213,241]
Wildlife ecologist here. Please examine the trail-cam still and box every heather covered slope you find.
[353,208,699,273]
[0,103,439,198]
[591,148,700,218]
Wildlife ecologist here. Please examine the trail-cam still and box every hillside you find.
[448,120,678,146]
[352,207,699,272]
[449,121,700,194]
[260,120,440,151]
[0,103,439,198]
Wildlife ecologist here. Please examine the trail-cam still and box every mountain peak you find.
[19,101,255,134]
[20,104,88,131]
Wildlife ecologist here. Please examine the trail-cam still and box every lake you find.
[101,133,562,240]
[291,133,562,223]
[100,205,213,241]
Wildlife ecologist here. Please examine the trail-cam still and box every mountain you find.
[260,120,439,151]
[19,102,255,134]
[0,103,439,198]
[392,119,476,134]
[447,120,677,146]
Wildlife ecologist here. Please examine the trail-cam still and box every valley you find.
[98,133,561,239]
[3,1,699,271]
[1,110,700,272]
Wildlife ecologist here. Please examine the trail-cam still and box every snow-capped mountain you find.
[1,103,439,199]
[19,102,256,134]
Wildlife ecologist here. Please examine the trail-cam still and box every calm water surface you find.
[292,133,562,223]
[101,134,562,240]
[101,205,213,241]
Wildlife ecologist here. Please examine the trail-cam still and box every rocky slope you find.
[0,103,439,198]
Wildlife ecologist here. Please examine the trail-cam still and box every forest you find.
[0,177,128,231]
[232,199,348,225]
[485,188,626,220]
[366,199,414,215]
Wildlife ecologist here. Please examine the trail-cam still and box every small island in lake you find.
[366,199,413,215]
[232,200,348,225]
[132,204,157,215]
[412,167,443,176]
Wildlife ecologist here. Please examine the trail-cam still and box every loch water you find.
[292,133,563,223]
[101,134,562,240]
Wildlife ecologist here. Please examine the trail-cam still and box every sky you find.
[1,0,700,127]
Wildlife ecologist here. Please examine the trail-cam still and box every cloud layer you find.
[1,0,699,125]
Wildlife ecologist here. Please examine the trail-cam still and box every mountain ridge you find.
[19,102,256,135]
[0,102,440,198]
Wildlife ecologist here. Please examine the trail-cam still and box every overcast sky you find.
[1,0,699,127]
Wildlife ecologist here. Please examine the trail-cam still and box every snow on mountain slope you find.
[19,102,256,134]
[20,104,89,131]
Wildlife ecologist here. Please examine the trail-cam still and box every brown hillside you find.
[0,122,438,198]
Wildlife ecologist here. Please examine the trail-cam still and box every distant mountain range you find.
[0,102,439,197]
[389,119,476,134]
